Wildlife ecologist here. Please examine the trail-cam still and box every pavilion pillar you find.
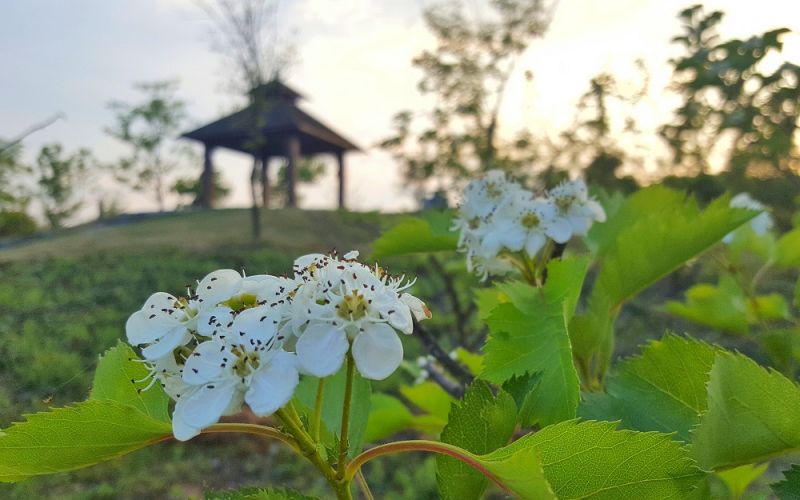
[336,150,346,209]
[285,135,299,207]
[260,155,270,208]
[201,144,216,209]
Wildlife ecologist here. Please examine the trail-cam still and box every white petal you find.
[141,327,190,360]
[401,294,431,322]
[569,215,592,236]
[352,323,403,380]
[546,217,572,243]
[246,351,300,416]
[524,232,547,257]
[171,393,202,441]
[295,323,349,377]
[197,269,243,307]
[179,379,239,429]
[142,292,180,311]
[231,306,278,348]
[587,200,606,222]
[125,311,161,345]
[387,304,413,335]
[183,341,229,385]
[196,306,235,338]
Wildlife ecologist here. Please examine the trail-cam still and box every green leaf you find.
[501,371,542,425]
[716,463,768,499]
[572,188,755,373]
[90,340,170,423]
[690,352,800,470]
[364,393,415,442]
[663,277,750,334]
[776,227,800,268]
[0,399,171,482]
[371,211,457,259]
[436,381,517,500]
[205,487,317,499]
[592,188,755,308]
[773,465,800,500]
[400,381,454,421]
[481,257,588,426]
[364,393,446,442]
[579,335,718,441]
[476,443,556,499]
[293,366,371,458]
[499,420,704,499]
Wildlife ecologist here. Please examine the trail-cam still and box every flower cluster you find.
[452,170,606,280]
[125,251,430,441]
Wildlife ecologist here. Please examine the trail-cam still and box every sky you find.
[2,0,799,221]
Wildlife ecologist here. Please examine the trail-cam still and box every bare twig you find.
[414,319,473,387]
[0,113,65,154]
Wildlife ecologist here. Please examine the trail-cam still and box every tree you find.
[0,139,29,210]
[548,65,647,194]
[661,5,799,181]
[382,0,551,196]
[173,172,231,207]
[105,81,187,211]
[34,143,91,229]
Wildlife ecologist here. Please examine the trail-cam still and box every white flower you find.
[482,192,571,258]
[171,305,299,441]
[126,269,245,360]
[547,178,606,238]
[291,252,430,381]
[727,192,774,239]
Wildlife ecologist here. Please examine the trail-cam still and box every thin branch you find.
[0,113,65,154]
[414,319,473,387]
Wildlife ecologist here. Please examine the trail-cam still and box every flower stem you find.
[312,377,326,442]
[276,407,352,499]
[344,439,511,495]
[337,351,355,479]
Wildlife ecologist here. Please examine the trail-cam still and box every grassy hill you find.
[0,208,391,262]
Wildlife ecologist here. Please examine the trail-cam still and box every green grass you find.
[0,208,389,261]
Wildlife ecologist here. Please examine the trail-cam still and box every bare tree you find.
[199,0,295,239]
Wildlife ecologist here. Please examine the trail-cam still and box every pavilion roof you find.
[181,80,360,156]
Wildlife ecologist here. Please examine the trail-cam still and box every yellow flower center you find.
[338,291,369,321]
[521,212,541,228]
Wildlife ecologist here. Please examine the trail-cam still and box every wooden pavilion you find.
[181,80,359,209]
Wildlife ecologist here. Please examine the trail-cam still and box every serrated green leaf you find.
[501,371,542,425]
[772,464,800,499]
[371,211,457,259]
[436,381,517,500]
[572,188,755,375]
[205,486,317,499]
[499,420,704,499]
[293,366,371,458]
[0,399,171,482]
[476,444,556,499]
[691,352,800,470]
[579,335,718,441]
[593,189,755,308]
[776,227,800,268]
[90,341,170,423]
[481,258,588,426]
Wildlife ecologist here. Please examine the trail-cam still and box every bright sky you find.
[2,0,799,221]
